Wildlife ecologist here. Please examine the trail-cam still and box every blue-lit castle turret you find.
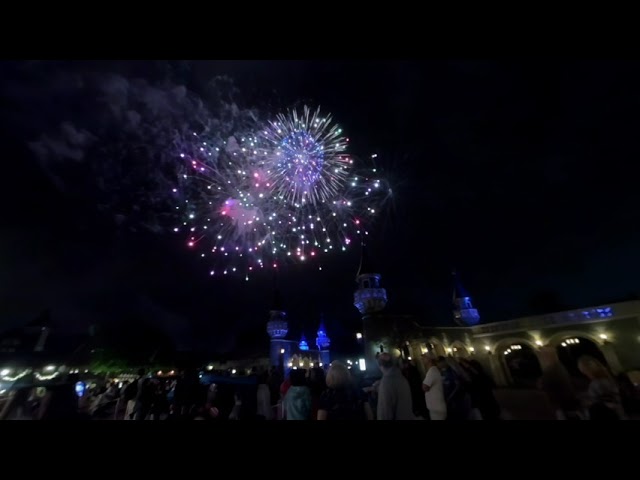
[298,334,310,351]
[315,318,331,366]
[353,243,389,369]
[452,270,481,326]
[353,243,387,315]
[267,289,289,368]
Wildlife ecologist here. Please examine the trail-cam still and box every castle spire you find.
[266,284,288,368]
[356,241,375,278]
[452,269,480,326]
[315,314,331,366]
[267,282,287,338]
[272,287,284,313]
[316,314,331,351]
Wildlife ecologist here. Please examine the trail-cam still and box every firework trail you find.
[173,106,391,279]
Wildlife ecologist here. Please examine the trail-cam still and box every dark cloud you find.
[11,66,262,236]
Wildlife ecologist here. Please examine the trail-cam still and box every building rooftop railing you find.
[408,301,640,336]
[469,301,640,336]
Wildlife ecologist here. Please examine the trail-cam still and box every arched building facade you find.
[354,259,640,386]
[365,303,640,387]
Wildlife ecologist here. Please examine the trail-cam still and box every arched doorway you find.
[501,342,542,388]
[555,336,607,388]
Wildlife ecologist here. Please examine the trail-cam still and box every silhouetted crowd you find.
[1,351,638,420]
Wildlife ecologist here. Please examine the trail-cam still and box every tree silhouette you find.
[366,314,419,355]
[89,316,177,373]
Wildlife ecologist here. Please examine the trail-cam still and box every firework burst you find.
[262,106,349,206]
[173,106,391,279]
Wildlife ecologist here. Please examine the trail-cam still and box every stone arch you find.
[425,337,446,357]
[450,341,470,358]
[494,337,542,387]
[545,330,604,349]
[548,331,609,381]
[493,337,539,354]
[290,354,303,368]
[301,356,314,368]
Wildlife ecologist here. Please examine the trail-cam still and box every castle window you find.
[363,280,370,289]
[379,344,384,353]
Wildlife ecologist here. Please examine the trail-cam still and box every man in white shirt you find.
[422,353,447,420]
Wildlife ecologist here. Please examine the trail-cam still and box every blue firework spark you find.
[262,106,350,206]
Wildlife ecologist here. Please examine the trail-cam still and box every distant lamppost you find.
[355,332,367,370]
[358,358,366,371]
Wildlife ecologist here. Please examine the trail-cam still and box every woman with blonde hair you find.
[577,355,625,420]
[317,361,372,420]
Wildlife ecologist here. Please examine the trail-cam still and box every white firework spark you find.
[262,106,350,206]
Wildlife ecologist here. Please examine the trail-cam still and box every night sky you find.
[1,60,640,356]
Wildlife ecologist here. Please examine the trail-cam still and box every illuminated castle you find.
[266,289,331,370]
[452,270,481,326]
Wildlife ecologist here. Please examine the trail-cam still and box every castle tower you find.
[266,288,289,368]
[452,270,480,326]
[353,243,387,315]
[353,243,387,371]
[298,334,310,351]
[315,317,331,366]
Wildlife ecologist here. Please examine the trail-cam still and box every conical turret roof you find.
[356,242,377,278]
[271,288,284,312]
[452,269,471,300]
